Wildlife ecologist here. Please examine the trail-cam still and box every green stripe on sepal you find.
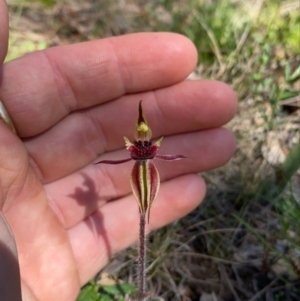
[130,160,160,223]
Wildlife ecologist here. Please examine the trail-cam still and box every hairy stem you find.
[138,213,146,300]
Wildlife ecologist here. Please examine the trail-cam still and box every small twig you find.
[247,277,279,301]
[161,263,181,299]
[174,251,252,266]
[191,10,225,76]
[218,263,241,301]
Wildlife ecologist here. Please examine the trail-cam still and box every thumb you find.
[0,121,29,210]
[0,212,22,301]
[0,123,29,301]
[0,0,9,63]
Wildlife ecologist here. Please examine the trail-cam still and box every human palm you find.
[0,3,237,301]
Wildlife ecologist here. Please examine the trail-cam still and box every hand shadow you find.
[68,172,115,260]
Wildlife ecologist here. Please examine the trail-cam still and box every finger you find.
[68,174,205,284]
[0,0,8,63]
[0,33,197,136]
[26,80,237,182]
[0,212,22,301]
[45,127,235,228]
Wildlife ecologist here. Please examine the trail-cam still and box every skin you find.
[0,1,237,300]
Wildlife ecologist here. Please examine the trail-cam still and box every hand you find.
[0,1,237,300]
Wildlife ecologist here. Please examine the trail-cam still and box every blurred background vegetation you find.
[6,0,300,300]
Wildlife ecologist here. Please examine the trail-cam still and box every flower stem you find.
[138,213,146,300]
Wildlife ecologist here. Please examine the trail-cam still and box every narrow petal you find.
[124,136,133,149]
[130,160,160,222]
[95,158,132,165]
[155,154,186,161]
[153,136,163,147]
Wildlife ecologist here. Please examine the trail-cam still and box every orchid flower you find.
[95,100,185,223]
[95,100,185,299]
